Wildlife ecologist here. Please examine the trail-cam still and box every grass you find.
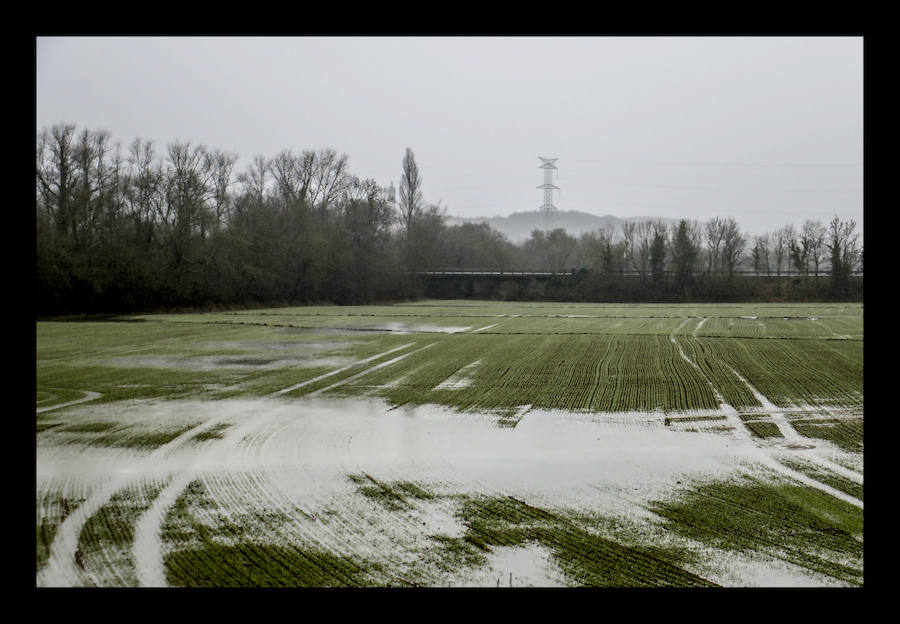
[76,483,162,585]
[444,495,718,587]
[166,542,376,587]
[647,477,863,585]
[348,474,435,512]
[37,301,863,417]
[162,479,379,587]
[791,417,864,452]
[37,300,863,586]
[47,422,200,450]
[739,415,784,439]
[778,457,864,502]
[36,494,86,572]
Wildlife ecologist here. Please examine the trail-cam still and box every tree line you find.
[36,124,862,315]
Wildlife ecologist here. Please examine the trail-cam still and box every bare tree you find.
[594,225,621,275]
[237,155,270,207]
[123,138,164,243]
[308,148,351,211]
[627,219,662,281]
[205,149,239,232]
[827,216,860,296]
[621,221,636,274]
[773,224,795,275]
[752,233,771,275]
[399,147,424,235]
[36,123,78,238]
[342,176,385,205]
[789,224,812,276]
[803,219,827,276]
[705,217,726,274]
[270,149,302,204]
[163,141,214,258]
[719,217,746,276]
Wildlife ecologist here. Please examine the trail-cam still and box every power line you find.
[576,180,862,194]
[564,158,863,168]
[435,180,861,197]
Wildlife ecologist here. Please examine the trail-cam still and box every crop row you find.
[675,337,862,410]
[123,305,861,341]
[326,334,723,415]
[76,482,162,586]
[690,316,862,340]
[42,418,201,450]
[455,496,716,587]
[648,479,863,585]
[161,479,380,587]
[36,490,84,572]
[189,300,861,324]
[776,457,864,502]
[306,331,860,418]
[38,302,862,417]
[789,417,864,453]
[738,415,784,439]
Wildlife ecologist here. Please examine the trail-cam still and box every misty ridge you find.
[447,211,683,245]
[36,124,862,316]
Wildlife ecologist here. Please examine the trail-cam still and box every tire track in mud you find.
[433,360,482,391]
[669,318,863,510]
[128,344,428,586]
[234,398,548,586]
[39,323,863,586]
[305,343,435,397]
[130,418,271,588]
[253,404,445,583]
[271,343,415,396]
[166,407,346,585]
[693,317,708,337]
[37,413,233,587]
[723,364,863,491]
[37,390,102,414]
[133,472,196,586]
[187,408,407,585]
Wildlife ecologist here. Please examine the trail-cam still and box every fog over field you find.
[36,36,863,235]
[35,35,864,588]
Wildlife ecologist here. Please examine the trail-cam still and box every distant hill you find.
[446,210,681,243]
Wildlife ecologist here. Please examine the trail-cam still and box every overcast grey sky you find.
[36,36,863,235]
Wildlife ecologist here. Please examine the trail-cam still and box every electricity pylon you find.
[537,157,559,226]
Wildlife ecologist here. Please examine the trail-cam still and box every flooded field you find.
[36,301,863,587]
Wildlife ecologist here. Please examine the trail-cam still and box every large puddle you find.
[36,396,860,587]
[284,323,474,335]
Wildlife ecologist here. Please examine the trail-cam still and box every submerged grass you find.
[348,474,435,512]
[191,422,231,442]
[778,457,864,502]
[162,478,380,587]
[36,494,86,572]
[50,422,201,450]
[37,301,863,586]
[77,483,162,586]
[444,495,717,587]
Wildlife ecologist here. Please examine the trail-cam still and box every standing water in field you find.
[36,394,861,588]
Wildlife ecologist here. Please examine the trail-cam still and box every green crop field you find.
[36,300,863,587]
